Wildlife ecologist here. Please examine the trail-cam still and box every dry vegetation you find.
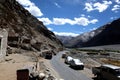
[68,48,120,68]
[101,59,120,66]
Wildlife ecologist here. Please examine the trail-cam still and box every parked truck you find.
[92,64,120,80]
[40,50,53,59]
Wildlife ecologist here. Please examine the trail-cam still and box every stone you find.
[0,0,5,3]
[0,29,8,61]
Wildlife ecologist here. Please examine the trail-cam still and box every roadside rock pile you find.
[26,61,57,80]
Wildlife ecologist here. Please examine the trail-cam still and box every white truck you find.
[92,64,120,80]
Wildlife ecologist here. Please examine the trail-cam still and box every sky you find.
[16,0,120,37]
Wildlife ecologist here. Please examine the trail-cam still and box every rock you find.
[0,0,5,3]
[38,73,46,80]
[0,0,63,53]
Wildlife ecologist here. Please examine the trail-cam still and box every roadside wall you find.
[0,29,8,61]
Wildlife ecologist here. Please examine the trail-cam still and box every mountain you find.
[0,0,63,52]
[83,18,120,47]
[56,35,74,45]
[61,18,120,48]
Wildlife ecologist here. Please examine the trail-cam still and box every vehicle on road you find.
[65,56,73,64]
[69,59,84,70]
[40,50,53,59]
[62,53,67,58]
[45,52,52,59]
[92,64,120,80]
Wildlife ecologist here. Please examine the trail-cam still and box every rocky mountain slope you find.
[56,35,74,45]
[0,0,63,52]
[61,18,120,48]
[83,18,120,47]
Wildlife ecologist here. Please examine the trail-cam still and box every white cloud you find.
[74,17,89,26]
[112,5,120,12]
[90,27,97,31]
[81,14,85,17]
[74,17,98,26]
[38,18,52,25]
[16,0,43,17]
[53,17,99,26]
[110,16,117,20]
[94,1,112,12]
[54,2,61,8]
[84,3,94,12]
[48,27,53,31]
[84,1,112,12]
[16,0,33,6]
[115,0,120,4]
[50,17,98,27]
[54,31,79,37]
[38,17,98,26]
[90,19,98,24]
[53,18,75,25]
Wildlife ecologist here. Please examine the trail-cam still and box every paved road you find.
[50,51,93,80]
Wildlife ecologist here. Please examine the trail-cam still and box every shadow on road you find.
[69,66,84,70]
[92,77,106,80]
[92,77,99,80]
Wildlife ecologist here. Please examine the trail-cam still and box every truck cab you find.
[101,64,120,80]
[92,64,120,80]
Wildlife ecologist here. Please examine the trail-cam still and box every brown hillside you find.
[0,0,63,52]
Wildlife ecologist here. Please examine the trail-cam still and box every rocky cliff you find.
[0,0,63,52]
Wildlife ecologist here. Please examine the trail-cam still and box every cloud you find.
[81,14,85,17]
[54,2,61,8]
[115,0,120,4]
[38,17,98,26]
[84,1,112,12]
[74,17,90,26]
[90,19,98,24]
[84,3,94,12]
[16,0,33,6]
[53,18,75,25]
[74,17,98,26]
[90,27,97,31]
[54,31,79,37]
[110,16,117,20]
[48,27,53,31]
[38,18,52,25]
[112,5,120,12]
[16,0,43,17]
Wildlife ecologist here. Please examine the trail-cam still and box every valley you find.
[0,0,120,80]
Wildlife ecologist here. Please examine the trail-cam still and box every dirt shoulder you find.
[0,53,35,80]
[0,52,61,80]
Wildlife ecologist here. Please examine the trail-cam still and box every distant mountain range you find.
[57,18,120,48]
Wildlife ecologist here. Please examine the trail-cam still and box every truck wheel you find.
[97,74,102,80]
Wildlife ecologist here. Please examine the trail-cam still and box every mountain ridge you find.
[58,18,120,48]
[0,0,63,52]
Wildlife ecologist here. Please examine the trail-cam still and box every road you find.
[50,51,93,80]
